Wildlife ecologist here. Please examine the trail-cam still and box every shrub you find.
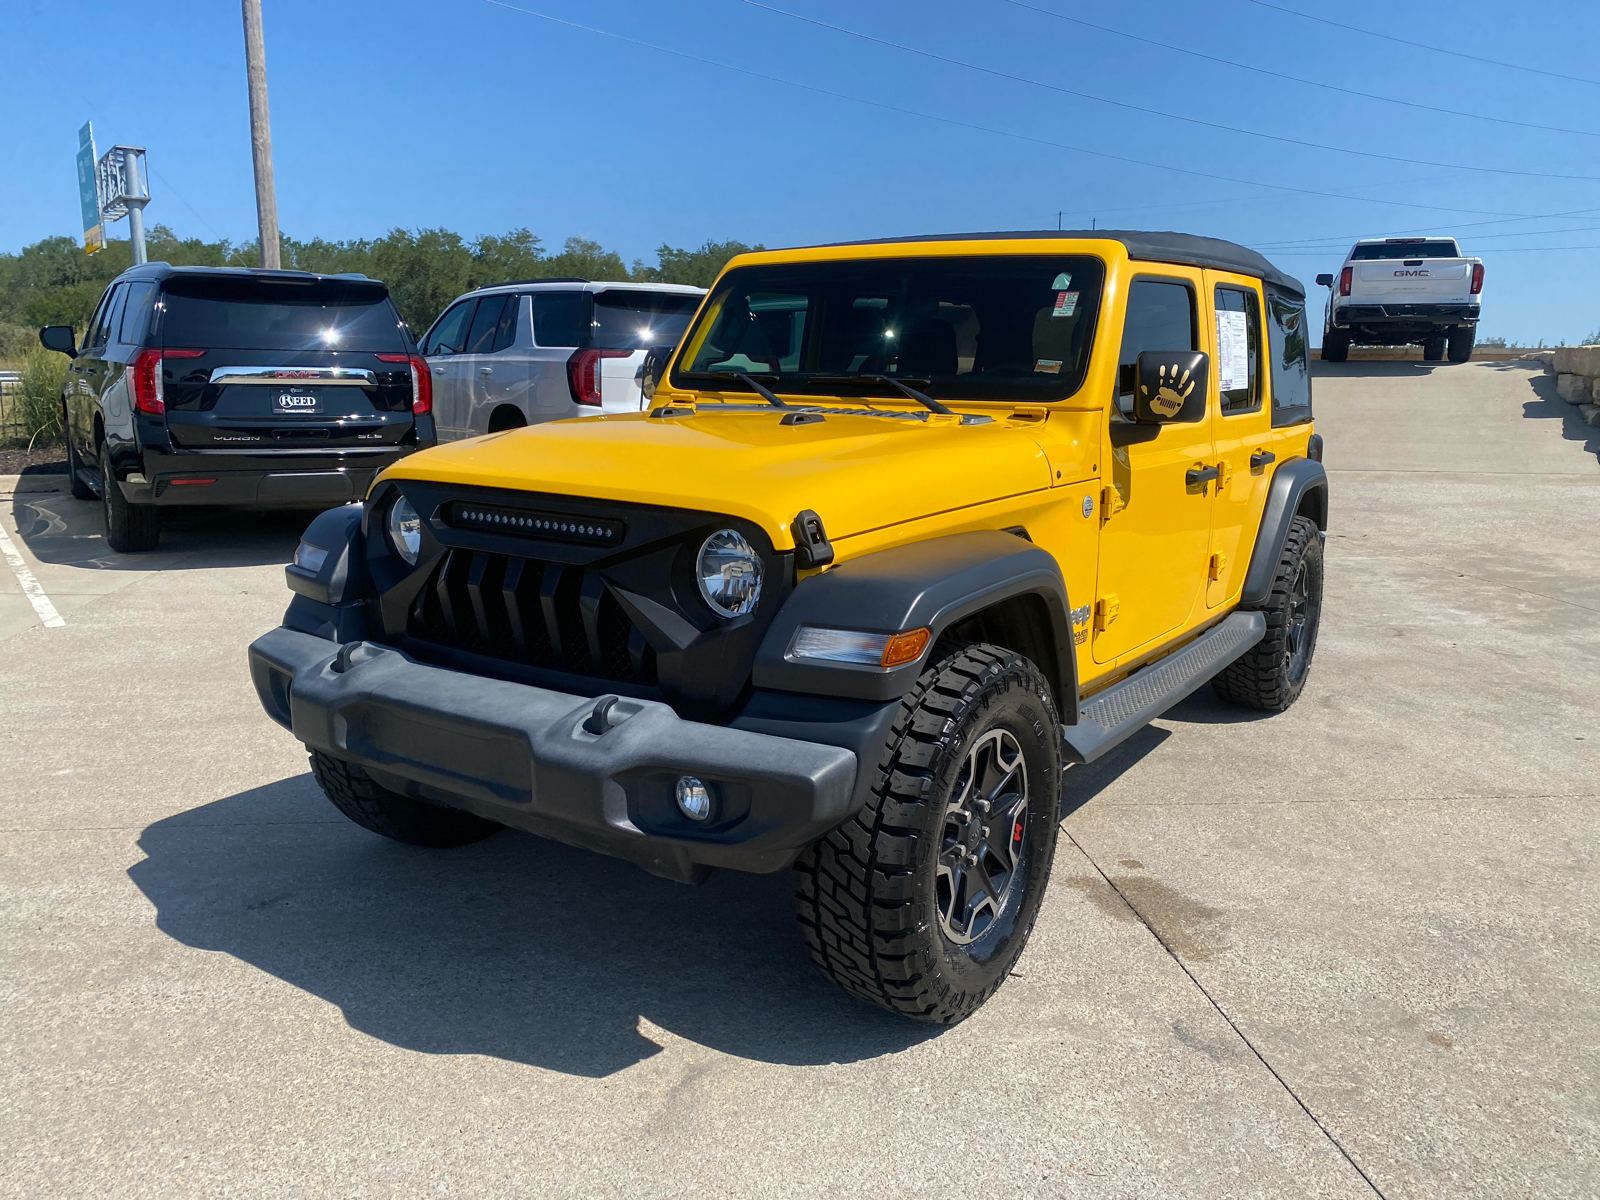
[12,344,67,447]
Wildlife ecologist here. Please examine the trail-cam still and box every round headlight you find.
[387,495,421,565]
[696,528,762,617]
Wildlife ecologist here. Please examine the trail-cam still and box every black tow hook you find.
[584,694,622,735]
[330,641,377,673]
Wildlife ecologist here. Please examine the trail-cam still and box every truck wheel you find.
[1448,326,1476,363]
[795,642,1062,1023]
[100,452,160,553]
[1320,333,1349,362]
[309,749,504,848]
[1213,515,1324,712]
[1422,336,1446,362]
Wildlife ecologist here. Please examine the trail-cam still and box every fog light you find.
[675,776,714,821]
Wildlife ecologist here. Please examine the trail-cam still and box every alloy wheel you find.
[936,728,1030,946]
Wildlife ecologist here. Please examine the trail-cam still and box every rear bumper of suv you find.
[125,448,414,508]
[247,626,860,881]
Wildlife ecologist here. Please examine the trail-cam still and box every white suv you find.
[419,280,706,439]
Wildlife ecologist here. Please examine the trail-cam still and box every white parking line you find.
[0,521,65,629]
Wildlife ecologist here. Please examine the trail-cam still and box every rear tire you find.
[1448,326,1476,363]
[795,643,1062,1024]
[1213,515,1324,713]
[1320,333,1349,362]
[309,750,504,848]
[1422,336,1446,362]
[100,451,160,553]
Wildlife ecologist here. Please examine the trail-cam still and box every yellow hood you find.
[381,409,1052,549]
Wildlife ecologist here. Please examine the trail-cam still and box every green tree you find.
[638,239,763,288]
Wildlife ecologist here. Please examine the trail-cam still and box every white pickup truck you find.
[1316,237,1484,362]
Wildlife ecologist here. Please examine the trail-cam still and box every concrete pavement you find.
[2,360,1595,1197]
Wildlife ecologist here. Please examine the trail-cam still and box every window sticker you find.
[1051,272,1072,289]
[1034,358,1063,374]
[1052,291,1079,318]
[1216,308,1250,393]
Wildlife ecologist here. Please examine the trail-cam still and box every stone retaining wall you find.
[1537,348,1600,427]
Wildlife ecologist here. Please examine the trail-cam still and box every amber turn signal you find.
[881,627,931,667]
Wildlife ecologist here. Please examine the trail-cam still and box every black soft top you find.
[819,229,1305,298]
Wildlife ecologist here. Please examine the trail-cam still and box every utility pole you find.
[241,0,280,269]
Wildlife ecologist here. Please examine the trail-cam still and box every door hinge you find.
[1099,485,1125,519]
[1094,595,1120,631]
[1208,551,1227,581]
[1216,460,1233,491]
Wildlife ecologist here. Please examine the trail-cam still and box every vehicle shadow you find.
[1310,359,1450,380]
[8,490,315,571]
[1519,370,1600,459]
[128,776,940,1078]
[1061,723,1171,820]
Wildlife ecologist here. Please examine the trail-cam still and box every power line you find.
[1244,0,1600,89]
[479,0,1534,220]
[1262,224,1600,250]
[743,1,1600,183]
[1001,0,1600,139]
[1251,206,1600,250]
[1265,245,1600,254]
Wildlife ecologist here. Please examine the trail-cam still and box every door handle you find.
[1250,450,1276,471]
[1186,465,1220,487]
[432,367,445,376]
[478,367,493,376]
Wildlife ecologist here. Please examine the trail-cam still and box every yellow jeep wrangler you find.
[249,231,1326,1023]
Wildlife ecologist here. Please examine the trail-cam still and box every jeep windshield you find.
[675,255,1105,402]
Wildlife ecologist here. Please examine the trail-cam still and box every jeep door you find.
[1202,271,1274,609]
[421,298,477,440]
[1093,272,1215,665]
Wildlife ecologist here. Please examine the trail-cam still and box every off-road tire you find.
[795,643,1063,1024]
[1447,325,1476,363]
[65,431,95,501]
[309,749,504,848]
[100,451,160,553]
[1422,336,1446,362]
[1212,515,1324,712]
[1320,333,1350,362]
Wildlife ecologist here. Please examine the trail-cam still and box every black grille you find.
[409,549,657,685]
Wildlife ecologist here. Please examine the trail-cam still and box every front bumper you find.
[248,626,859,881]
[126,448,415,508]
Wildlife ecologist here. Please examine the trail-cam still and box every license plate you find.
[273,391,320,414]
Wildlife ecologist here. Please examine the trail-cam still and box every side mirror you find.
[1315,273,1334,288]
[1133,350,1208,424]
[39,325,77,358]
[638,344,674,402]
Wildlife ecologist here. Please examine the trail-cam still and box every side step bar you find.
[1062,611,1267,765]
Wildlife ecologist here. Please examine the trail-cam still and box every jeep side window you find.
[423,300,476,356]
[1214,285,1261,414]
[1266,288,1311,425]
[1116,280,1196,414]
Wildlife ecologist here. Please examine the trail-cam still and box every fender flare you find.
[1240,457,1328,608]
[752,530,1079,723]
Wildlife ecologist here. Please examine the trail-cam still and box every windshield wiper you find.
[804,373,954,416]
[708,371,790,409]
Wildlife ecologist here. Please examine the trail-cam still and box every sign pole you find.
[125,150,148,265]
[241,0,281,269]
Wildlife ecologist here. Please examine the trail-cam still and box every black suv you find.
[39,265,433,552]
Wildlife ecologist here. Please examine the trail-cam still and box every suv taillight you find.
[567,348,631,407]
[377,353,432,414]
[1470,264,1484,294]
[130,348,204,415]
[1338,266,1353,297]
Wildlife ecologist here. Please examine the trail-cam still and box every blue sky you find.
[4,0,1600,344]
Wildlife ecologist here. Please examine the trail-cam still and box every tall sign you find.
[76,122,104,254]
